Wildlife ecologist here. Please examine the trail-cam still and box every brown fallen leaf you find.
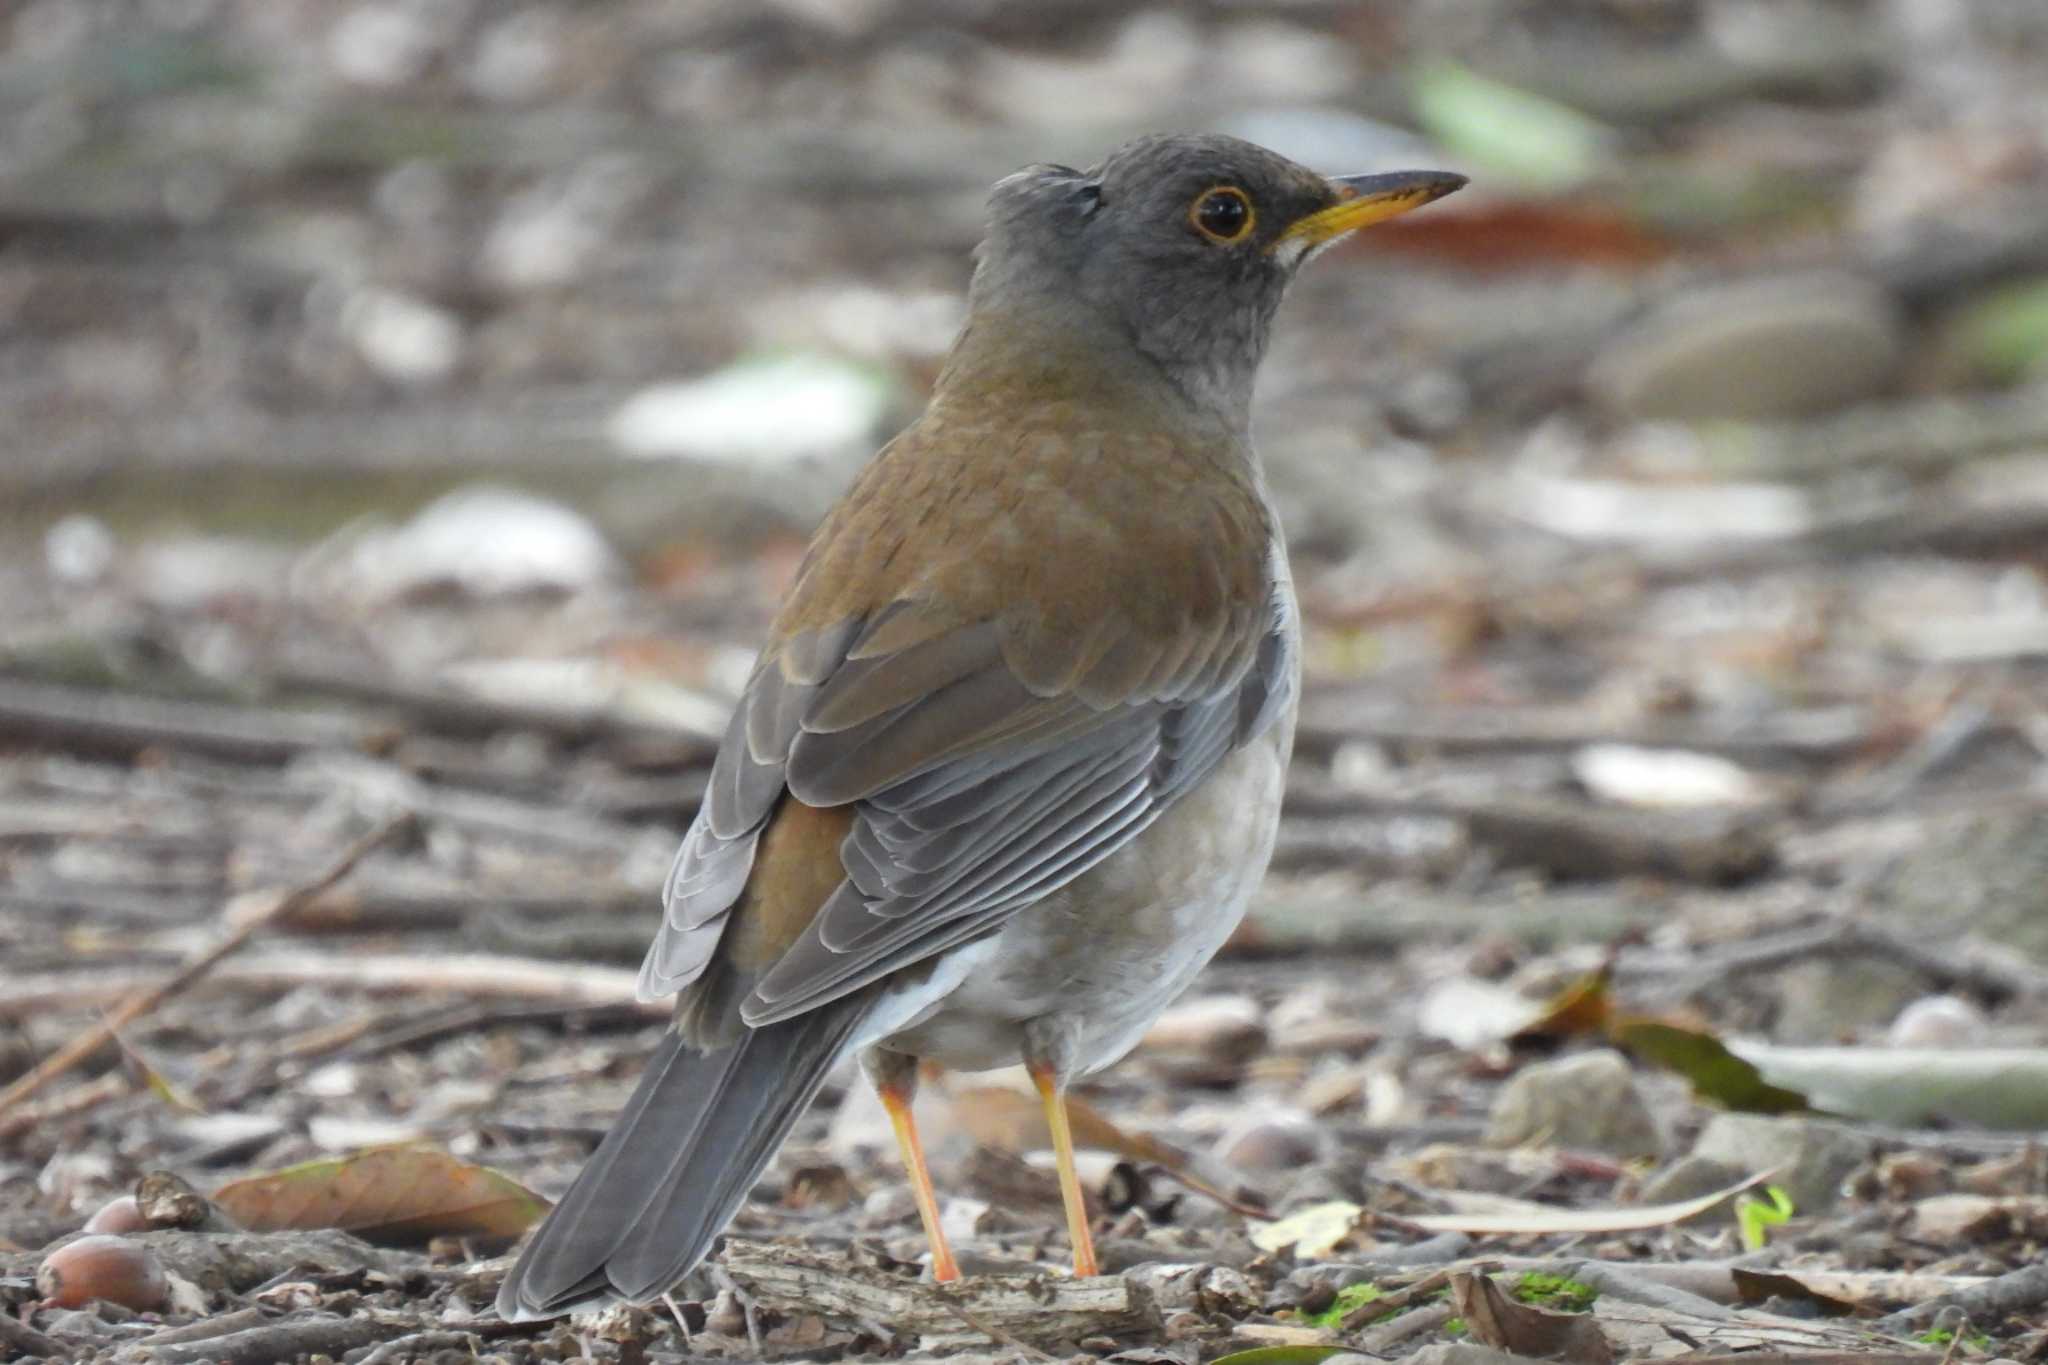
[212,1144,548,1248]
[1453,1270,1614,1364]
[1730,1268,1863,1317]
[1516,962,1617,1042]
[1255,1169,1779,1254]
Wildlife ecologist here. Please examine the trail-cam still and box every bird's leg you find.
[1022,1018,1099,1278]
[860,1047,960,1282]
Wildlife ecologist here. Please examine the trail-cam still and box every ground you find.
[4,1,2048,1362]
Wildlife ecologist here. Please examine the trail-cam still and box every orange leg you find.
[875,1072,961,1282]
[1028,1061,1099,1277]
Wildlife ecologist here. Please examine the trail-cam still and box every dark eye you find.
[1190,186,1254,244]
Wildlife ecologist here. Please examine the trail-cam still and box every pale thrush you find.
[497,132,1463,1320]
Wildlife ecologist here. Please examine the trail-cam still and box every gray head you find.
[962,133,1465,422]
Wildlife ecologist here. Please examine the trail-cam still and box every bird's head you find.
[963,133,1465,422]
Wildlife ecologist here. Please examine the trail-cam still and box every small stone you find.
[329,3,437,87]
[1887,994,1988,1047]
[340,287,464,386]
[1638,1153,1749,1219]
[1485,1048,1663,1159]
[1215,1110,1325,1171]
[1138,993,1266,1058]
[862,1185,918,1224]
[1773,958,1925,1045]
[1690,1113,1867,1213]
[1270,983,1378,1055]
[44,514,116,585]
[466,7,560,103]
[1587,272,1903,421]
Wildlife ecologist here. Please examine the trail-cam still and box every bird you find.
[496,132,1464,1321]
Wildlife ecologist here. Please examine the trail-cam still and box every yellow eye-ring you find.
[1189,186,1255,244]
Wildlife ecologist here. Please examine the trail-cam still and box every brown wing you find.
[635,410,1291,1025]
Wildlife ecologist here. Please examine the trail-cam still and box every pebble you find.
[1484,1048,1664,1159]
[1213,1109,1326,1171]
[1887,993,1989,1047]
[1689,1112,1866,1213]
[1138,993,1267,1060]
[1587,272,1903,420]
[341,286,464,386]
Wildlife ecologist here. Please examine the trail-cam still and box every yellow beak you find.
[1276,169,1467,251]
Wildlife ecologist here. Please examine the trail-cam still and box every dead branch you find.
[1876,1260,2048,1334]
[1284,774,1775,885]
[0,677,395,763]
[719,1237,1159,1348]
[0,950,656,1021]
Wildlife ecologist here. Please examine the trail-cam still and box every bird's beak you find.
[1276,169,1468,252]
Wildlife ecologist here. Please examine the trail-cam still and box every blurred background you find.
[6,0,2048,1336]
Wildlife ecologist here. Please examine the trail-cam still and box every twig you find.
[143,1312,415,1365]
[1340,1264,1474,1329]
[1293,694,1870,764]
[0,1312,62,1359]
[1283,773,1775,885]
[1656,1355,1939,1365]
[921,1282,1062,1363]
[1936,1318,1968,1365]
[1876,1261,2048,1334]
[0,814,413,1115]
[662,1292,693,1344]
[0,676,394,762]
[0,950,658,1021]
[1355,1302,1454,1353]
[0,1072,128,1142]
[1639,915,2048,1007]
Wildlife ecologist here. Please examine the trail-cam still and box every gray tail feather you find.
[496,996,872,1320]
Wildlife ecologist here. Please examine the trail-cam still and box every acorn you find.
[82,1195,148,1235]
[36,1234,169,1311]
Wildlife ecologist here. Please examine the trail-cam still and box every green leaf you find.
[1410,59,1613,192]
[1736,1184,1795,1251]
[1207,1348,1350,1365]
[1614,1018,1811,1114]
[1953,278,2048,383]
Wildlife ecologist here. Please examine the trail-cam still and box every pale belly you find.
[860,722,1289,1077]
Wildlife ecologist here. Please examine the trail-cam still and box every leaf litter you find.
[6,2,2048,1363]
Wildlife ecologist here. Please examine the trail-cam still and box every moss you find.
[1514,1271,1600,1313]
[1301,1282,1382,1329]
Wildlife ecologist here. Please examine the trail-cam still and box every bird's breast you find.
[860,709,1292,1076]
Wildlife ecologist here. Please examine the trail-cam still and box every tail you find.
[496,997,871,1320]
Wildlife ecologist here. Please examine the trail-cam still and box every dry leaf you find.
[1729,1268,1862,1317]
[1248,1200,1367,1257]
[1402,1170,1775,1238]
[1452,1271,1614,1364]
[212,1144,548,1247]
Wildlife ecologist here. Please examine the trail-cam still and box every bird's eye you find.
[1189,186,1254,244]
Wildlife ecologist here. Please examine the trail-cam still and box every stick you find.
[0,951,658,1020]
[0,814,413,1115]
